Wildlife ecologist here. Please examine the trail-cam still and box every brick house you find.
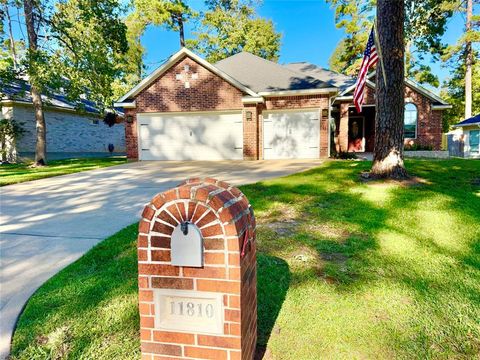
[1,80,125,161]
[115,48,450,161]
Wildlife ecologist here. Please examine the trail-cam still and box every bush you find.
[334,151,358,159]
[0,119,25,163]
[404,143,433,151]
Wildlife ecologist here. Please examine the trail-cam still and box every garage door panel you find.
[138,113,243,160]
[263,111,319,160]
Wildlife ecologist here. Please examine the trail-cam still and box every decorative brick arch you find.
[138,178,257,360]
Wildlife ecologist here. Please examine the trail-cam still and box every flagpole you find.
[373,17,387,88]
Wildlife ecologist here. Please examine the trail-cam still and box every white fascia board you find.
[432,104,452,110]
[453,122,480,128]
[258,88,338,97]
[117,48,258,103]
[333,96,353,102]
[241,96,264,104]
[114,101,136,108]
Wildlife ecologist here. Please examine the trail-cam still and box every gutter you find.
[258,88,338,97]
[113,101,136,108]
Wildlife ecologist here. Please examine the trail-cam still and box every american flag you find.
[353,27,378,113]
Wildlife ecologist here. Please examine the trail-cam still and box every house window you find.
[470,130,479,154]
[404,103,417,138]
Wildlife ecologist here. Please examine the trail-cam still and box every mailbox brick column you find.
[138,178,257,360]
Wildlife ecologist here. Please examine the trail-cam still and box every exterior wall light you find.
[246,111,253,121]
[126,115,134,124]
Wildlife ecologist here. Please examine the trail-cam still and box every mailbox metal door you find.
[170,222,204,267]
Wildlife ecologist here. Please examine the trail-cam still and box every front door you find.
[348,117,365,152]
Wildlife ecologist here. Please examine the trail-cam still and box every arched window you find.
[404,103,417,138]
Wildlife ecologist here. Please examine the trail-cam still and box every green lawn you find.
[10,159,480,359]
[0,157,127,186]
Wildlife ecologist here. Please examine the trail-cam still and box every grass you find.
[10,159,480,359]
[0,157,127,186]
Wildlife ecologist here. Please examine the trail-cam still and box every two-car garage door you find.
[263,110,320,160]
[137,110,320,161]
[137,112,243,160]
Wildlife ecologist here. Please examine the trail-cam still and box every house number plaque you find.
[153,289,224,334]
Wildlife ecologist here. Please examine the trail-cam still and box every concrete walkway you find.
[0,159,322,358]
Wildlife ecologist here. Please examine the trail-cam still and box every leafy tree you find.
[327,0,453,86]
[0,118,25,162]
[187,0,281,63]
[125,0,281,83]
[327,0,373,76]
[442,0,479,119]
[2,0,128,165]
[130,0,195,48]
[441,57,480,130]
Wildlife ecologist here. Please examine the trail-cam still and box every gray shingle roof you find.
[214,52,333,93]
[1,79,101,114]
[284,62,355,91]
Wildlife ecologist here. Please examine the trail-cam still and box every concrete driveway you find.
[0,159,322,358]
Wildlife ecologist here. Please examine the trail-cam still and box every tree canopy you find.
[125,0,281,68]
[1,0,129,110]
[442,59,480,130]
[187,0,281,63]
[327,0,453,86]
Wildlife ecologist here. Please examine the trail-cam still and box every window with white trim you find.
[404,103,417,138]
[470,130,479,154]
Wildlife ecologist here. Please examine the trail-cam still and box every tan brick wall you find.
[138,178,257,360]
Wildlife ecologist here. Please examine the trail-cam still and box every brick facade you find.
[123,54,331,161]
[335,83,444,152]
[3,104,125,158]
[364,84,442,150]
[137,178,256,359]
[122,52,445,159]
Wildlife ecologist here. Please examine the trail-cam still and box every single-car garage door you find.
[137,112,243,160]
[263,110,320,159]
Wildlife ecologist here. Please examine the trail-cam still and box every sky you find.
[141,0,466,92]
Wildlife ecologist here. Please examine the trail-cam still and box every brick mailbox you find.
[137,178,257,360]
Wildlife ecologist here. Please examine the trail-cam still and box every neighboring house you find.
[450,114,480,159]
[114,48,450,161]
[1,80,125,161]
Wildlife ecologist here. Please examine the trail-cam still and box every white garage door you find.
[137,112,243,160]
[263,110,320,159]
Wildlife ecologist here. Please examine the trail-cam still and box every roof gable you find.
[454,114,480,127]
[116,48,258,104]
[339,72,449,106]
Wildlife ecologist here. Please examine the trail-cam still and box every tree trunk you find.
[5,5,18,69]
[24,0,47,165]
[178,15,185,47]
[465,0,472,119]
[370,0,408,179]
